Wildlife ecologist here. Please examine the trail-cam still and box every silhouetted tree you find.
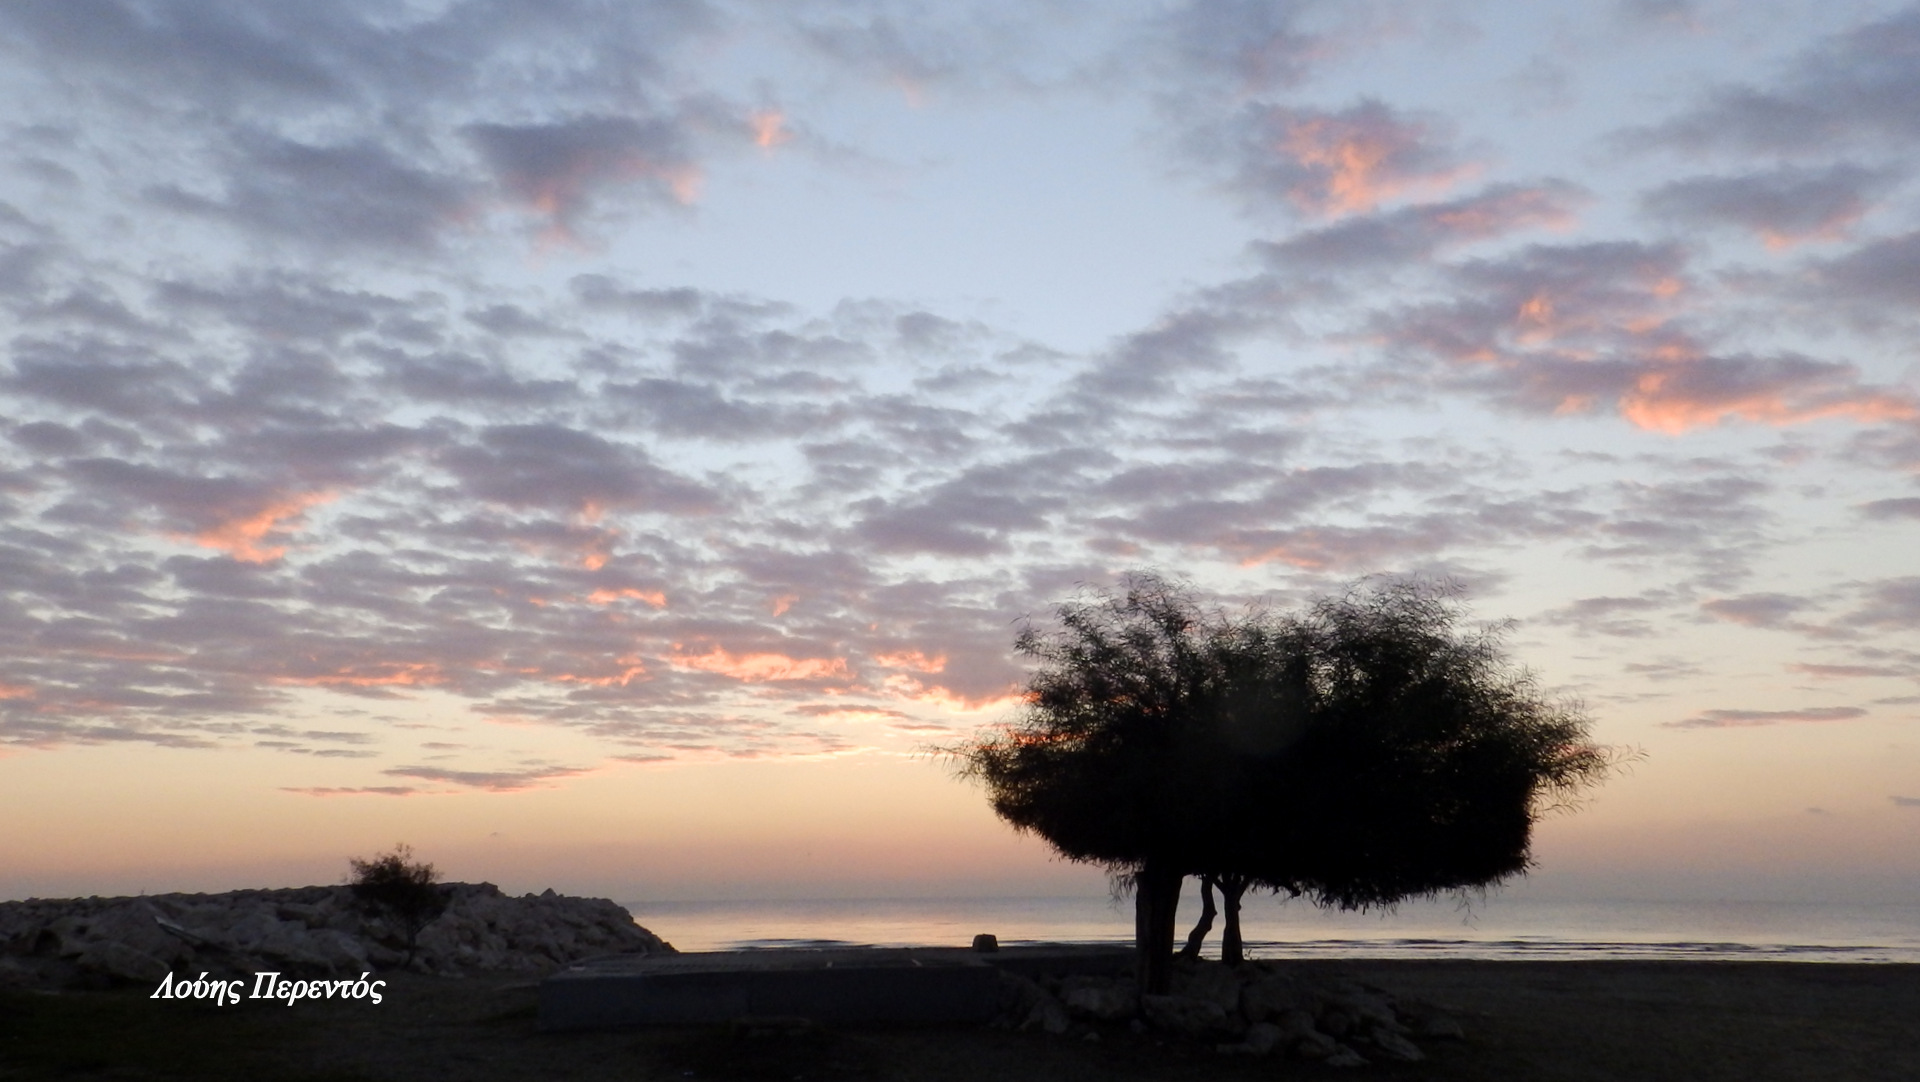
[953,573,1614,992]
[348,843,449,968]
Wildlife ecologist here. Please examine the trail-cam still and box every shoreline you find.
[673,936,1920,965]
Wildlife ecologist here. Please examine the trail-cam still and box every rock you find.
[1369,1028,1426,1063]
[1327,988,1401,1030]
[1240,973,1311,1022]
[1059,975,1138,1021]
[1325,1043,1370,1068]
[996,971,1071,1035]
[0,884,674,990]
[1142,993,1240,1038]
[1271,1008,1321,1042]
[1216,1021,1285,1057]
[1293,1029,1339,1060]
[1170,959,1242,1013]
[1024,992,1072,1035]
[74,941,170,984]
[971,933,998,952]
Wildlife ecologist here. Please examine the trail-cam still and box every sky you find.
[1,0,1918,908]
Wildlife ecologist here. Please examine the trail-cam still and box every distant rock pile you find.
[0,883,674,990]
[996,958,1463,1067]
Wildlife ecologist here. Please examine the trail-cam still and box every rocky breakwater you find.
[0,883,674,990]
[997,957,1464,1068]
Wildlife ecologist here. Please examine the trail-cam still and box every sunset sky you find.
[2,1,1918,908]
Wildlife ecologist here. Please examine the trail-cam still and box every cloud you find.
[1541,594,1668,638]
[668,646,852,684]
[186,490,334,564]
[1788,663,1912,679]
[1358,239,1917,433]
[1254,182,1589,272]
[1640,165,1897,248]
[0,0,734,254]
[1208,99,1474,216]
[790,5,1056,101]
[57,459,332,562]
[382,763,593,792]
[1850,578,1920,630]
[439,424,720,516]
[1617,0,1700,28]
[1152,0,1334,94]
[466,115,701,233]
[854,465,1064,557]
[1614,355,1916,435]
[1809,231,1920,309]
[1627,6,1920,154]
[1860,498,1920,521]
[4,0,1919,804]
[1893,796,1920,808]
[149,134,470,252]
[1664,706,1868,729]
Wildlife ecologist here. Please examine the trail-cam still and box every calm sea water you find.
[626,892,1920,963]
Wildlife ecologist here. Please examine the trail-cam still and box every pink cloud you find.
[669,644,852,683]
[179,490,333,563]
[1232,100,1474,216]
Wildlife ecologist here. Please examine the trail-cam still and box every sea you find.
[626,893,1920,963]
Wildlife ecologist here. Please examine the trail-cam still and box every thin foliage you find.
[347,843,449,968]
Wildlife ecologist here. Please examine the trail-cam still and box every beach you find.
[4,959,1916,1080]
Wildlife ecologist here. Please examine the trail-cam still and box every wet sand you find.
[3,959,1916,1080]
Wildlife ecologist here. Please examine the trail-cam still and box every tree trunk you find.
[1133,860,1182,995]
[1218,874,1249,966]
[1179,875,1218,960]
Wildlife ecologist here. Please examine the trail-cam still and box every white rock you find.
[1142,993,1240,1038]
[1060,976,1138,1021]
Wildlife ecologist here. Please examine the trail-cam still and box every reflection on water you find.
[627,893,1920,963]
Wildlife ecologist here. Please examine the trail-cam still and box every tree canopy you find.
[952,573,1614,991]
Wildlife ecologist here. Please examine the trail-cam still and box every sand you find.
[3,959,1916,1080]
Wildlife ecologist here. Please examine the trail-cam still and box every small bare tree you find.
[348,843,449,969]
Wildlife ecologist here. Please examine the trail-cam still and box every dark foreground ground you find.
[3,960,1916,1082]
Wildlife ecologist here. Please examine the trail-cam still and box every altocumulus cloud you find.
[0,0,1917,798]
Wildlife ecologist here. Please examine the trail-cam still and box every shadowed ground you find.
[2,960,1916,1081]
